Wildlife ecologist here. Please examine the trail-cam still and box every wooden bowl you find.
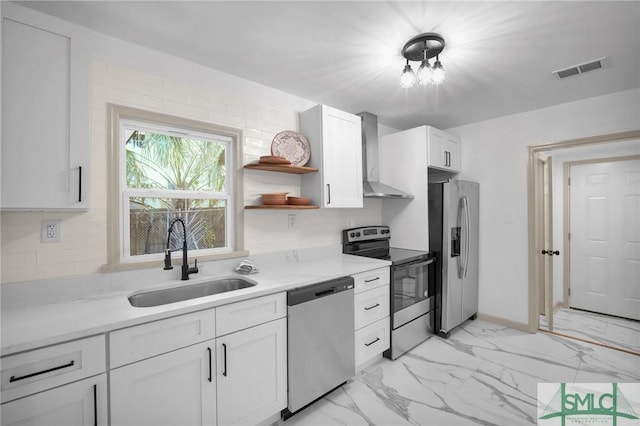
[259,155,290,165]
[261,192,288,205]
[287,196,311,206]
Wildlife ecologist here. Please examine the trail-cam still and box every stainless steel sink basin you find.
[128,278,257,307]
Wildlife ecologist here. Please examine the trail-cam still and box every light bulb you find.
[400,63,416,88]
[417,60,432,85]
[431,59,445,85]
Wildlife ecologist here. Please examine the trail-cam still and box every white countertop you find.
[1,246,390,356]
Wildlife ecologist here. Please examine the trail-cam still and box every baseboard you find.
[553,302,565,314]
[476,313,531,333]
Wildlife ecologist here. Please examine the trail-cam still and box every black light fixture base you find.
[401,32,445,61]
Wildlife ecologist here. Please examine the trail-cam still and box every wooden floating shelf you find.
[243,163,318,174]
[245,205,319,210]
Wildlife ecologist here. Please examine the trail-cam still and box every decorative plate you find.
[271,131,310,167]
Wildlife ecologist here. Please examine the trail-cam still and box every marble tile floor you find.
[540,307,640,354]
[281,319,639,426]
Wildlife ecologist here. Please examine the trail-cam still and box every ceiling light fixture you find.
[400,32,445,88]
[400,59,416,88]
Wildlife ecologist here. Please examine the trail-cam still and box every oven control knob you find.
[350,232,356,237]
[356,232,361,237]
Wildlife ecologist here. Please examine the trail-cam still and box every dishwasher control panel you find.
[287,276,354,306]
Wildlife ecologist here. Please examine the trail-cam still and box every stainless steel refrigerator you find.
[428,179,479,338]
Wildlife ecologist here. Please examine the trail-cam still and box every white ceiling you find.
[17,1,640,130]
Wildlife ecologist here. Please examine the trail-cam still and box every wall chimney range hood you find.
[358,112,414,199]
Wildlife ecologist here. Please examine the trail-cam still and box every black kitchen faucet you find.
[163,217,199,280]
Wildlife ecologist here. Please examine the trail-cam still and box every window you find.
[108,105,244,265]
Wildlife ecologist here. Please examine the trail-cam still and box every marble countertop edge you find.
[1,247,390,356]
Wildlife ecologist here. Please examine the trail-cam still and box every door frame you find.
[526,130,640,333]
[533,153,554,329]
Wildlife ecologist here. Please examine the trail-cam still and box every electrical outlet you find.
[42,220,61,243]
[288,214,296,228]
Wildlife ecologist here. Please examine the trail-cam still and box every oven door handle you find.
[395,258,434,270]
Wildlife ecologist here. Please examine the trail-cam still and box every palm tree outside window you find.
[120,118,233,262]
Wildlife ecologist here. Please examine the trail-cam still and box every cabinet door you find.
[1,4,91,210]
[427,127,446,169]
[321,106,363,208]
[216,318,286,426]
[427,127,461,173]
[444,135,461,172]
[1,374,107,426]
[110,341,216,426]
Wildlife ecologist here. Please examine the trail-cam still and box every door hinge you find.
[568,177,571,186]
[568,232,571,241]
[568,288,571,296]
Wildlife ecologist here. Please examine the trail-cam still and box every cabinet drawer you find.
[352,267,390,294]
[110,309,215,368]
[354,285,389,330]
[355,317,390,368]
[1,335,105,403]
[216,293,286,336]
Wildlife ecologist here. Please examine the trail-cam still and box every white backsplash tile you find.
[0,59,381,285]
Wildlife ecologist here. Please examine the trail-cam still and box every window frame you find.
[107,104,246,269]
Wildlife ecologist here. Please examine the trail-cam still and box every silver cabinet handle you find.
[364,303,380,311]
[326,184,331,204]
[207,347,212,382]
[364,277,380,283]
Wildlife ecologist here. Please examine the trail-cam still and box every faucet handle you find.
[190,258,199,274]
[163,249,173,270]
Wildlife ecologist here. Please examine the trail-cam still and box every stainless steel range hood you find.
[357,112,414,199]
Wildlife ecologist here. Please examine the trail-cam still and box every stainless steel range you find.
[342,226,436,359]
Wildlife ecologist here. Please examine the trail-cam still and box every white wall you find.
[0,6,381,284]
[446,88,640,325]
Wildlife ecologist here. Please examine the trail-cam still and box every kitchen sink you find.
[128,278,257,308]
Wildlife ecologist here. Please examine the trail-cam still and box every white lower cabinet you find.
[109,293,287,426]
[216,318,287,425]
[0,335,107,426]
[1,374,107,426]
[110,341,216,426]
[352,267,391,371]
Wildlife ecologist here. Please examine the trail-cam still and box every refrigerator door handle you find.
[457,198,464,278]
[462,196,471,278]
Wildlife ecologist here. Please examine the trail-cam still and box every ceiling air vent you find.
[553,57,606,79]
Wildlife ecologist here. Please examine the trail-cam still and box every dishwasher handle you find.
[287,276,354,306]
[315,287,337,297]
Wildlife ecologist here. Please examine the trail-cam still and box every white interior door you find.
[569,158,640,320]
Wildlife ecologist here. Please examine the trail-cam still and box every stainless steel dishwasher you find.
[283,276,355,419]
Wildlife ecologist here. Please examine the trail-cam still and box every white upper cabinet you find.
[1,3,91,210]
[427,126,461,173]
[300,104,363,208]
